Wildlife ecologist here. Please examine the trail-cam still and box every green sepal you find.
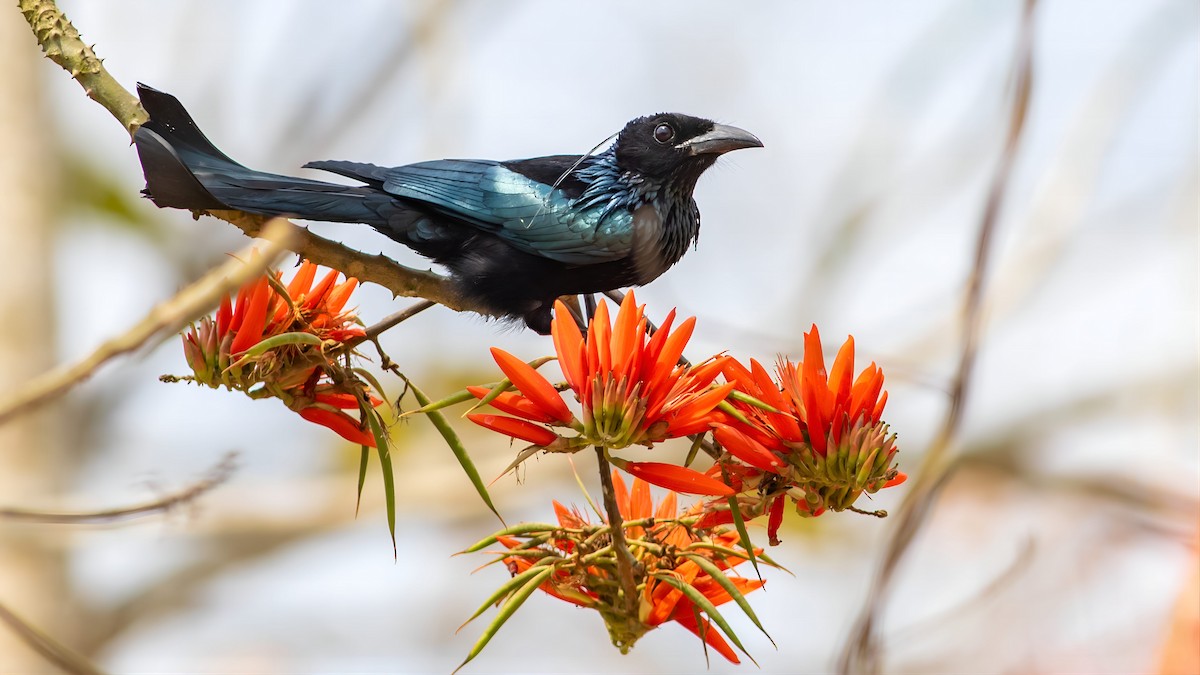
[650,572,757,666]
[366,410,397,558]
[406,376,503,524]
[400,386,483,417]
[716,399,754,427]
[457,559,554,632]
[457,523,562,554]
[681,553,774,647]
[225,331,324,370]
[727,389,783,414]
[454,567,552,674]
[355,446,369,517]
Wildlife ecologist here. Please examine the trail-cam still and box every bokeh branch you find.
[17,0,492,322]
[0,453,236,525]
[0,601,104,675]
[0,221,294,424]
[838,1,1039,672]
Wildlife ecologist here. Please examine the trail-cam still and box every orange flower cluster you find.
[469,291,734,495]
[468,296,906,541]
[180,257,382,446]
[709,325,906,544]
[488,472,768,663]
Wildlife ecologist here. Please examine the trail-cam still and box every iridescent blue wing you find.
[379,159,633,264]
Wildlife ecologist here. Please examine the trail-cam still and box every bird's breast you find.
[629,203,673,284]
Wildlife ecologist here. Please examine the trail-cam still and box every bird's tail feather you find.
[133,84,397,226]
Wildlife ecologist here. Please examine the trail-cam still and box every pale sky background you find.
[5,0,1197,672]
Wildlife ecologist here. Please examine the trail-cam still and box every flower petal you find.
[298,407,376,447]
[642,308,677,373]
[229,276,272,355]
[216,293,233,338]
[664,382,736,436]
[712,423,783,472]
[848,363,883,425]
[611,469,631,520]
[314,389,383,409]
[872,390,889,422]
[648,316,696,394]
[629,477,653,521]
[618,460,734,496]
[468,413,559,447]
[552,500,588,529]
[489,348,574,424]
[589,300,612,376]
[766,496,786,546]
[286,260,317,296]
[305,269,341,310]
[828,335,855,410]
[550,301,586,393]
[610,291,642,380]
[325,277,359,315]
[671,608,740,664]
[654,490,678,520]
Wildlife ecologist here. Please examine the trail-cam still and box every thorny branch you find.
[0,453,237,525]
[17,0,144,138]
[837,1,1039,673]
[595,448,642,620]
[0,602,105,675]
[17,0,497,323]
[0,222,295,425]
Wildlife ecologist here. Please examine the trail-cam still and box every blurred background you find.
[1,0,1196,672]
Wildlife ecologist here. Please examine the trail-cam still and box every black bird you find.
[133,85,762,333]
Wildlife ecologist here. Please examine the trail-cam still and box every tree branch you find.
[210,211,481,313]
[0,221,294,424]
[18,0,497,324]
[0,601,105,675]
[837,2,1039,672]
[0,453,236,525]
[595,448,641,620]
[18,0,145,138]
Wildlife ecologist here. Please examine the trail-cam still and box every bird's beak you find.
[681,123,763,155]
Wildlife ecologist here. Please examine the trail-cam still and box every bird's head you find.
[612,113,762,182]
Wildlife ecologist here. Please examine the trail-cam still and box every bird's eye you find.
[653,123,675,144]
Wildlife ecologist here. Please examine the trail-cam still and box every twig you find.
[0,601,106,675]
[595,448,641,620]
[0,453,237,525]
[0,221,295,425]
[362,300,436,341]
[18,0,498,324]
[836,2,1038,673]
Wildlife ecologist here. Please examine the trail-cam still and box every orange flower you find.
[611,458,735,496]
[486,472,769,664]
[713,325,904,542]
[179,257,382,446]
[470,291,734,494]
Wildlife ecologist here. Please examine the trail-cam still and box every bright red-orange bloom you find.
[469,291,735,493]
[712,325,904,542]
[180,257,382,446]
[492,472,768,664]
[613,459,735,496]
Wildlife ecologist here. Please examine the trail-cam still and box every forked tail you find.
[133,84,396,226]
